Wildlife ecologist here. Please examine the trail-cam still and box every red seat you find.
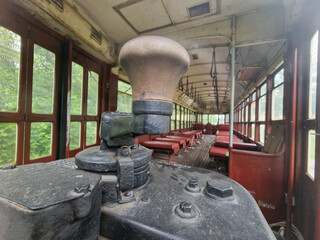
[154,137,186,149]
[209,146,229,158]
[169,132,195,147]
[141,141,180,162]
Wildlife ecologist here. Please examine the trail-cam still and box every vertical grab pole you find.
[229,16,236,177]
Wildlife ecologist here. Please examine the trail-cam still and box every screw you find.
[179,201,192,213]
[188,179,198,188]
[206,180,233,198]
[120,146,131,157]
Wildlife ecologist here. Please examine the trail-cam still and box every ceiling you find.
[69,0,292,112]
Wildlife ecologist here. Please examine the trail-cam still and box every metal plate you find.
[0,163,101,210]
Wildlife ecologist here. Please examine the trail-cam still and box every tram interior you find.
[0,0,319,239]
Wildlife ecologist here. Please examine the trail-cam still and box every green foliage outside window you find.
[32,44,55,114]
[0,26,20,112]
[117,80,132,113]
[30,122,52,159]
[86,121,97,145]
[87,71,98,115]
[0,27,20,166]
[71,62,83,115]
[0,123,17,166]
[70,121,81,149]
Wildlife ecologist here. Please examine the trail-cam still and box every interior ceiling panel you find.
[115,0,172,33]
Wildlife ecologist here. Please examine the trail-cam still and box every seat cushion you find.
[141,141,180,154]
[209,146,229,158]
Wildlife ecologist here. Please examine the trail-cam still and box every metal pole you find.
[229,16,236,148]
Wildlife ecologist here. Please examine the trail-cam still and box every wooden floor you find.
[152,135,217,170]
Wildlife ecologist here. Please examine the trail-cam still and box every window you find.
[176,105,180,129]
[309,31,318,119]
[259,124,265,144]
[68,51,102,156]
[208,114,218,125]
[307,130,316,179]
[272,69,284,120]
[258,84,267,121]
[0,26,21,166]
[171,104,176,130]
[250,92,256,122]
[117,80,132,113]
[305,31,319,180]
[251,123,255,140]
[257,82,267,144]
[0,22,60,166]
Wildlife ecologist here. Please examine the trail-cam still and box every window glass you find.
[307,130,316,179]
[118,80,132,94]
[259,124,265,144]
[208,114,218,125]
[271,84,284,120]
[32,45,55,114]
[71,62,83,115]
[30,122,52,159]
[87,71,99,115]
[250,101,256,122]
[251,92,256,102]
[86,121,97,146]
[260,83,266,96]
[251,123,255,140]
[0,26,21,112]
[245,105,249,122]
[172,104,176,120]
[218,114,225,123]
[258,96,266,121]
[225,114,229,123]
[0,123,17,166]
[274,69,284,87]
[171,120,175,130]
[70,121,81,149]
[117,80,132,113]
[308,31,318,119]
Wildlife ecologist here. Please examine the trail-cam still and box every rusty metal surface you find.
[0,163,101,210]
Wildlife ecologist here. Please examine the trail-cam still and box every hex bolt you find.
[205,180,233,198]
[121,147,131,157]
[124,191,133,197]
[179,201,193,213]
[188,179,198,188]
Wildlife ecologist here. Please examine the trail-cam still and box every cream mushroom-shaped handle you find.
[119,36,190,134]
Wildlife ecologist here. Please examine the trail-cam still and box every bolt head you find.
[179,201,192,213]
[188,179,198,188]
[206,180,233,198]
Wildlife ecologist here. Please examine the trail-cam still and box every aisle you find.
[152,135,215,169]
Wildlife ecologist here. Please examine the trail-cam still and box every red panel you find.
[214,141,258,151]
[134,135,150,145]
[229,147,285,223]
